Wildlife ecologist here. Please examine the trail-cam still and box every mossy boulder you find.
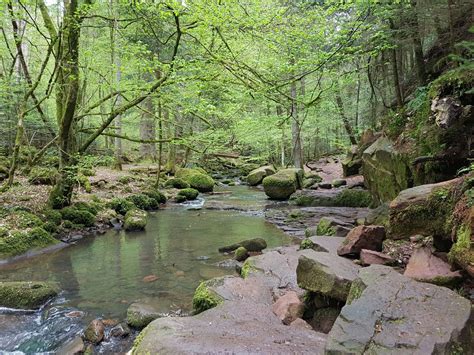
[126,302,162,329]
[175,168,214,192]
[28,167,58,185]
[83,319,105,344]
[174,194,187,203]
[177,188,199,200]
[218,238,267,253]
[246,165,276,186]
[362,137,412,204]
[234,246,249,261]
[126,194,159,210]
[316,218,336,236]
[60,206,95,227]
[144,190,167,204]
[124,209,147,231]
[107,197,136,215]
[0,227,57,258]
[262,168,304,200]
[0,281,59,309]
[192,280,224,314]
[164,178,190,189]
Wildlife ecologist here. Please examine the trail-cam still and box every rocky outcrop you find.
[337,225,386,257]
[296,250,359,301]
[175,168,215,192]
[126,302,163,329]
[262,168,304,200]
[404,247,462,286]
[342,129,379,177]
[246,165,276,186]
[0,281,59,309]
[362,136,412,204]
[326,265,473,354]
[218,237,267,253]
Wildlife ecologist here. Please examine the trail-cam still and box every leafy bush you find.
[126,194,159,210]
[107,198,136,215]
[144,190,167,204]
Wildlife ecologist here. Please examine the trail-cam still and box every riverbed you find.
[0,186,291,353]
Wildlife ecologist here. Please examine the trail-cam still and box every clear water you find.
[0,186,291,353]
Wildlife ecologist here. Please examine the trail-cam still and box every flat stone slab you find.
[296,250,359,301]
[308,236,345,254]
[326,265,473,354]
[135,301,327,354]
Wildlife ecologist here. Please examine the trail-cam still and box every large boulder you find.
[246,165,276,186]
[326,265,473,354]
[296,250,359,301]
[362,136,412,204]
[123,209,147,231]
[388,178,461,241]
[175,168,215,192]
[133,301,327,354]
[360,249,394,266]
[404,247,462,286]
[263,168,304,200]
[83,319,105,344]
[337,225,386,257]
[0,281,59,309]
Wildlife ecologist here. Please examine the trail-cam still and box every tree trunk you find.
[290,77,303,169]
[335,91,357,145]
[139,96,157,161]
[410,0,427,85]
[155,100,163,187]
[111,0,123,170]
[276,105,285,166]
[389,19,403,108]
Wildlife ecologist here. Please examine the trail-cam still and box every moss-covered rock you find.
[28,167,58,185]
[316,218,336,236]
[449,205,474,276]
[192,280,224,314]
[0,281,59,309]
[126,302,162,329]
[60,206,95,227]
[234,246,249,261]
[334,189,372,208]
[300,238,315,250]
[126,194,159,210]
[107,197,136,216]
[177,188,199,200]
[174,194,187,203]
[262,168,303,200]
[246,165,276,186]
[175,168,215,192]
[0,227,57,258]
[218,238,267,253]
[165,178,190,189]
[144,190,167,204]
[124,209,147,231]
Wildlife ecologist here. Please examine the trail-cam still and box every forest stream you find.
[0,186,292,353]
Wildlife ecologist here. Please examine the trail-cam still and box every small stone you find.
[102,318,119,327]
[318,183,332,189]
[234,247,249,262]
[337,225,386,257]
[127,302,162,329]
[56,336,84,355]
[271,291,305,325]
[110,322,131,338]
[83,319,105,344]
[65,311,84,318]
[175,270,185,277]
[290,318,312,330]
[360,249,394,266]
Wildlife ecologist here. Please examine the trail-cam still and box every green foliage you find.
[107,197,136,215]
[60,206,95,227]
[28,167,58,185]
[0,227,57,258]
[126,194,159,210]
[300,238,314,250]
[177,188,199,200]
[316,218,336,236]
[192,281,223,314]
[165,178,190,189]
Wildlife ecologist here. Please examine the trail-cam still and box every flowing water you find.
[0,185,291,353]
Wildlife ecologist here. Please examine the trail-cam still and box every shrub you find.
[126,194,159,210]
[144,190,167,204]
[107,198,136,215]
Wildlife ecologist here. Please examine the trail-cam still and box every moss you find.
[40,209,63,225]
[175,168,214,192]
[60,206,95,227]
[174,195,187,203]
[126,194,159,211]
[0,281,59,309]
[0,227,57,258]
[77,174,92,193]
[164,178,190,189]
[240,259,257,278]
[334,189,372,208]
[449,224,473,270]
[300,238,314,250]
[79,167,95,177]
[428,66,474,99]
[28,167,58,185]
[234,246,248,261]
[62,220,74,229]
[132,327,149,354]
[192,281,223,314]
[124,209,147,231]
[345,278,366,305]
[108,197,136,215]
[118,175,133,184]
[316,218,336,236]
[177,188,199,200]
[144,190,167,204]
[7,210,44,229]
[262,169,301,200]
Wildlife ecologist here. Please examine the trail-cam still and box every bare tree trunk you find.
[155,100,163,187]
[276,105,285,166]
[111,0,123,169]
[335,91,357,145]
[290,77,303,169]
[165,108,176,173]
[139,96,157,161]
[410,0,426,84]
[388,19,403,108]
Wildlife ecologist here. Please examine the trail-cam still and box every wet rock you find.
[56,336,84,355]
[337,225,386,257]
[262,168,304,200]
[360,249,394,266]
[310,307,341,334]
[404,247,462,286]
[218,237,267,253]
[431,96,463,128]
[326,265,473,354]
[83,319,105,344]
[246,165,276,186]
[65,310,84,318]
[215,259,242,269]
[234,246,249,261]
[133,301,327,354]
[332,179,347,188]
[126,302,162,329]
[0,281,59,309]
[305,217,352,238]
[142,275,158,283]
[318,182,332,189]
[290,318,313,330]
[110,322,131,338]
[175,168,214,193]
[271,291,305,325]
[123,209,147,231]
[296,250,359,301]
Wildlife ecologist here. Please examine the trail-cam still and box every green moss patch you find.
[164,178,190,189]
[177,188,199,200]
[124,209,147,231]
[28,167,58,185]
[0,281,59,309]
[316,218,336,236]
[0,227,57,258]
[175,168,214,193]
[192,281,223,314]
